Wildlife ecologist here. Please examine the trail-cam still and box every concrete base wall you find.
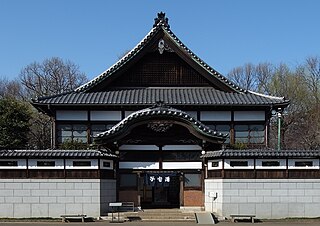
[205,179,320,219]
[0,179,116,218]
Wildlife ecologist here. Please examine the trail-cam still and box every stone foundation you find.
[0,179,116,218]
[205,179,320,219]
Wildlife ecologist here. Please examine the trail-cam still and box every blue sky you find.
[0,0,319,80]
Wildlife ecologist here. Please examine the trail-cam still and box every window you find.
[184,173,201,188]
[100,160,114,169]
[28,159,63,169]
[0,161,18,167]
[57,124,88,144]
[91,124,115,137]
[208,159,222,170]
[230,161,248,167]
[212,161,219,167]
[65,159,98,169]
[225,159,254,169]
[0,160,26,169]
[37,161,55,167]
[207,124,230,143]
[295,161,313,167]
[120,174,137,187]
[73,161,91,167]
[262,161,280,167]
[234,124,265,144]
[103,162,111,168]
[255,159,286,169]
[288,159,319,169]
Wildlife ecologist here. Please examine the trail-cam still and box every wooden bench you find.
[61,214,87,223]
[230,214,256,223]
[109,202,135,223]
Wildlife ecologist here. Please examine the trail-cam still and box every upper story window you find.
[207,124,230,143]
[234,124,265,144]
[57,124,88,143]
[91,124,116,137]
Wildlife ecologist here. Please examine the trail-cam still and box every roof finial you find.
[153,12,170,28]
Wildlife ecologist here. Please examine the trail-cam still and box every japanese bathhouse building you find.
[2,12,320,219]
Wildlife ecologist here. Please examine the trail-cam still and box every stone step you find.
[105,209,197,222]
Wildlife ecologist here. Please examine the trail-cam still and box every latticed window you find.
[207,124,230,143]
[109,52,211,87]
[234,124,265,144]
[90,124,115,137]
[57,124,88,143]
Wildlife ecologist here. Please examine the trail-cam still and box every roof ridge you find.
[247,90,288,101]
[75,23,161,92]
[161,27,246,93]
[32,90,75,102]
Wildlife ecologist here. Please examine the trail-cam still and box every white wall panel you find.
[288,159,319,169]
[119,162,159,169]
[0,159,26,169]
[28,159,64,169]
[224,159,254,169]
[162,162,202,169]
[119,145,159,151]
[90,111,121,121]
[255,159,287,169]
[234,111,265,121]
[65,159,98,169]
[185,111,198,119]
[100,160,114,170]
[208,159,223,170]
[56,110,88,121]
[125,111,136,117]
[162,145,202,151]
[200,111,231,121]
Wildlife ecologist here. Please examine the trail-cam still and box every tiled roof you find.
[94,104,227,143]
[0,150,117,158]
[202,149,320,158]
[75,13,245,93]
[33,87,288,107]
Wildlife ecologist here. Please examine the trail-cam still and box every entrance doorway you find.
[140,173,180,208]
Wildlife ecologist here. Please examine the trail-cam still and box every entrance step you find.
[105,209,197,222]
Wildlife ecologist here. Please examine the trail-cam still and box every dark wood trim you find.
[0,169,115,179]
[207,169,320,179]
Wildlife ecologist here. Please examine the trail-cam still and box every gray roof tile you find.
[34,87,288,106]
[202,149,320,158]
[0,150,117,158]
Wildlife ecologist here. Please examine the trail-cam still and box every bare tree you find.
[227,63,258,91]
[0,77,25,100]
[18,57,88,149]
[19,57,88,98]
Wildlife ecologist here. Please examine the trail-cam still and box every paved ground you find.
[1,220,320,226]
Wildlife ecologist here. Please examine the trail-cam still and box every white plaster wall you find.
[205,179,320,219]
[0,179,116,218]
